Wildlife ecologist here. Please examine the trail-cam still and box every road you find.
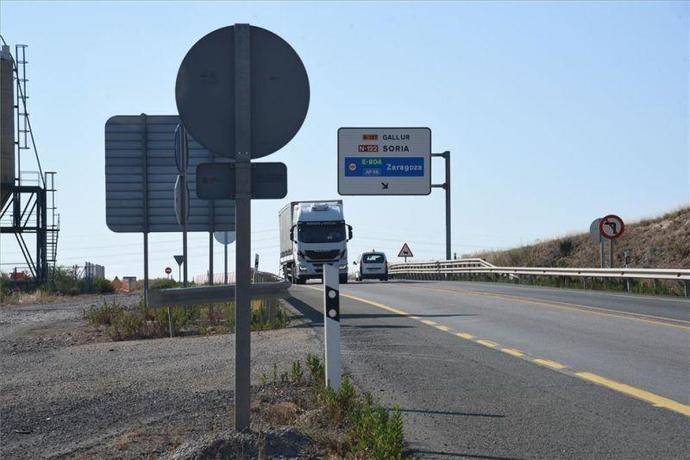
[286,280,690,459]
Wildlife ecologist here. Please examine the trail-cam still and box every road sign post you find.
[174,255,184,282]
[432,151,451,260]
[214,231,236,285]
[175,124,190,287]
[323,263,341,390]
[600,215,625,268]
[176,23,309,431]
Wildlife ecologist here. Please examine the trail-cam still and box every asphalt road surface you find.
[286,280,690,459]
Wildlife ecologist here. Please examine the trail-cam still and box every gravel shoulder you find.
[0,294,321,459]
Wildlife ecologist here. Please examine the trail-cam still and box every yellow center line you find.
[576,372,690,417]
[406,285,690,330]
[296,284,690,418]
[477,339,498,348]
[502,348,525,357]
[533,358,567,369]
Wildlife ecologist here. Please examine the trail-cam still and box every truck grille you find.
[305,250,340,261]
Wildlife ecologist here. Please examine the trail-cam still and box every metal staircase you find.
[45,171,59,270]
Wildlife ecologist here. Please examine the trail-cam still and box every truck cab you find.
[280,201,351,284]
[354,251,388,281]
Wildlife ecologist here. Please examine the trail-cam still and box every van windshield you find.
[363,253,385,263]
[298,223,345,243]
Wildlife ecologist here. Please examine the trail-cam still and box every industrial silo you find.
[1,44,15,207]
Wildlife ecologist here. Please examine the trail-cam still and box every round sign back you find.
[214,231,236,245]
[175,25,310,158]
[589,218,602,243]
[599,214,625,240]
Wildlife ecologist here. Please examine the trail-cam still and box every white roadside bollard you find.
[323,263,341,390]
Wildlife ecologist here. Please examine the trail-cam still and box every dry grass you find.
[473,207,690,269]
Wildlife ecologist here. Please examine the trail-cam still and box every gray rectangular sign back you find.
[105,115,235,232]
[196,162,287,200]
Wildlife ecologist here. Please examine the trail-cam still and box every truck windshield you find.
[298,223,345,243]
[363,253,385,264]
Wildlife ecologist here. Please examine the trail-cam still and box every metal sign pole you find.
[609,239,614,268]
[234,23,252,432]
[183,232,188,286]
[181,126,189,287]
[432,151,451,260]
[209,232,214,284]
[323,263,341,390]
[599,240,604,269]
[444,151,451,261]
[141,113,149,308]
[224,242,228,284]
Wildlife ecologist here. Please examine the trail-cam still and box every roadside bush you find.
[84,298,289,341]
[298,354,407,459]
[149,278,178,289]
[88,277,115,294]
[44,267,81,295]
[0,275,16,303]
[558,239,574,257]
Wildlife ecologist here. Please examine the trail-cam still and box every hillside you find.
[473,207,690,269]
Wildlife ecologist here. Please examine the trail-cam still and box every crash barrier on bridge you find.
[388,258,690,282]
[148,271,290,308]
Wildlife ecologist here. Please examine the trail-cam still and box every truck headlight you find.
[339,264,347,270]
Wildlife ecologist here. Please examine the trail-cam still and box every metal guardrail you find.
[148,271,290,307]
[388,259,690,281]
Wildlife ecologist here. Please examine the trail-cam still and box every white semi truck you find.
[279,200,352,284]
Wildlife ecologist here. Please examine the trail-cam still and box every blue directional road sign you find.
[338,127,431,195]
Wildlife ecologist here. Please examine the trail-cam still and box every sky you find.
[1,1,688,279]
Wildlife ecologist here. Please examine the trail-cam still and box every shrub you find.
[349,398,405,459]
[90,277,115,294]
[294,354,408,459]
[149,278,179,290]
[83,299,290,341]
[290,360,303,384]
[558,239,574,257]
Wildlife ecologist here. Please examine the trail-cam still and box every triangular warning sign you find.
[397,243,413,258]
[174,255,184,266]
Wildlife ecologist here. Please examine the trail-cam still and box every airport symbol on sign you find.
[398,243,414,258]
[599,214,625,240]
[338,128,431,195]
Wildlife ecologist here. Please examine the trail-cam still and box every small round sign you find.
[214,231,236,245]
[599,214,625,240]
[165,267,172,275]
[175,25,310,159]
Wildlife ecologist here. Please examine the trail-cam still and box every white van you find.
[354,251,388,281]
